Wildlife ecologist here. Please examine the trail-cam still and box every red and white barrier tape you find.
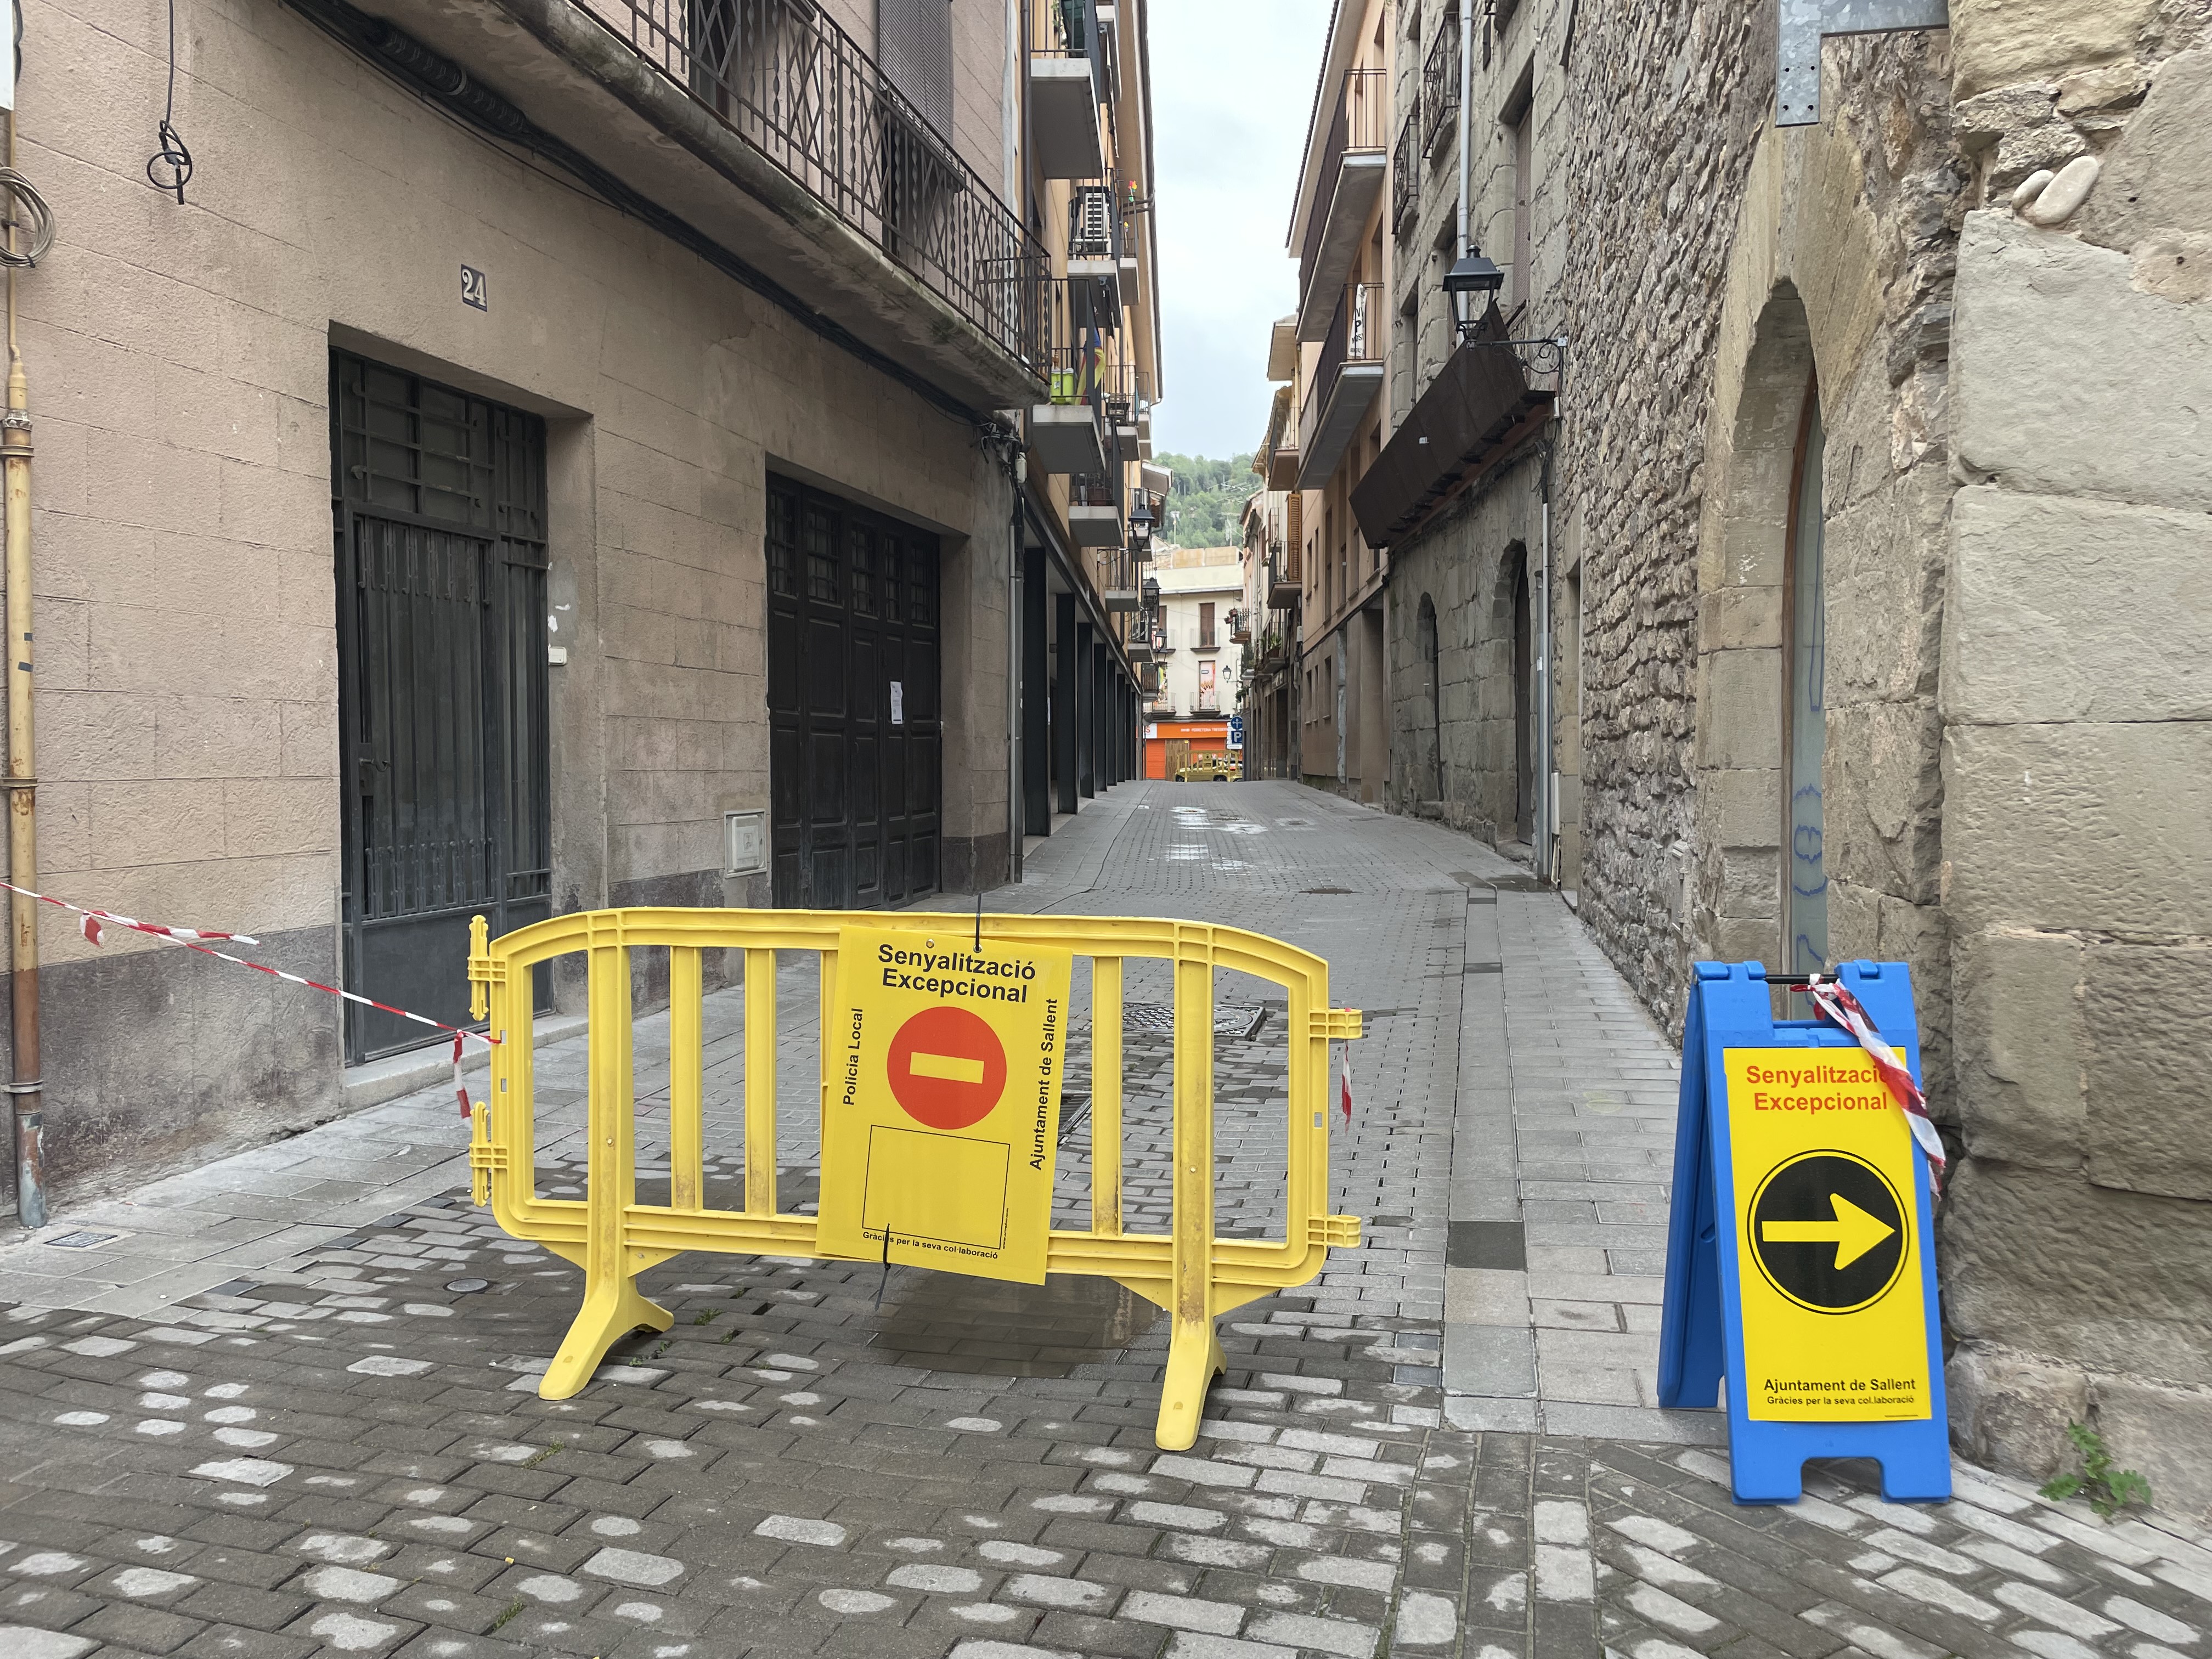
[1797,973,1946,1194]
[0,876,498,1116]
[1339,1037,1353,1126]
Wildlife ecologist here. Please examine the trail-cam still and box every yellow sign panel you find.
[1724,1048,1931,1423]
[817,926,1074,1284]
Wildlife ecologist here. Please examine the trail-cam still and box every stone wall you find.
[1936,8,2212,1517]
[1554,0,1769,1019]
[1459,0,2212,1514]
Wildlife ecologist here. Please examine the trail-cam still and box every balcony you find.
[1068,182,1124,328]
[1350,306,1558,547]
[1124,199,1141,314]
[1228,608,1251,645]
[1069,472,1123,546]
[357,0,1053,412]
[1295,68,1389,341]
[1195,694,1220,716]
[1392,100,1419,238]
[1266,540,1300,608]
[1029,279,1110,475]
[1297,283,1386,489]
[1423,9,1460,156]
[1031,0,1108,179]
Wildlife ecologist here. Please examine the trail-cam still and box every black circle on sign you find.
[1750,1151,1908,1315]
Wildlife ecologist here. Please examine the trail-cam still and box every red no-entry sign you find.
[886,1005,1009,1131]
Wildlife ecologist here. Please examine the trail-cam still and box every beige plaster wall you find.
[0,0,1011,1199]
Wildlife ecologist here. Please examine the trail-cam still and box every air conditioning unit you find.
[1071,185,1115,259]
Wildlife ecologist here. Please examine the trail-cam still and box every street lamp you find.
[1129,492,1155,551]
[1442,247,1505,303]
[1445,246,1566,377]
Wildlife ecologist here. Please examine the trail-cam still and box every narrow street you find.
[0,781,2203,1659]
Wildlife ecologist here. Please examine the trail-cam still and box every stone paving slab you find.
[0,781,2203,1659]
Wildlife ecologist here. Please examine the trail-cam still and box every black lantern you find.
[1128,492,1156,544]
[1443,247,1505,300]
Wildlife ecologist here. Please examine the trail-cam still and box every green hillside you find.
[1152,452,1256,549]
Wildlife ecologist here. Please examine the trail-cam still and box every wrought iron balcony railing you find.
[1297,67,1389,301]
[1392,100,1419,236]
[1423,8,1460,156]
[594,0,1048,377]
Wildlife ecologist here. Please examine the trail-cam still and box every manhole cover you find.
[445,1278,491,1294]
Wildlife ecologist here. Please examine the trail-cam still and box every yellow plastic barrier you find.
[464,907,1363,1451]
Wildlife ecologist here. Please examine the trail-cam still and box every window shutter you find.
[878,0,954,139]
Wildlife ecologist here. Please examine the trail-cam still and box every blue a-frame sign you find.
[1657,960,1950,1503]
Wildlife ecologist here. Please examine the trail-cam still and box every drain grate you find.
[42,1230,120,1250]
[1302,886,1355,895]
[1119,1001,1272,1040]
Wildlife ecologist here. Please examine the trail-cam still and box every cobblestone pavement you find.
[0,780,2207,1659]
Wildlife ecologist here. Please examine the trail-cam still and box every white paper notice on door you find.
[890,680,905,725]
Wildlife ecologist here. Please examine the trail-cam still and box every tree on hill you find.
[1152,451,1256,549]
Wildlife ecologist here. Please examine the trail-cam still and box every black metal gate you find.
[332,353,554,1062]
[767,476,941,908]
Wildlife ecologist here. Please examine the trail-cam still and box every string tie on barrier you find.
[1795,973,1945,1193]
[1339,1019,1354,1126]
[0,876,499,1066]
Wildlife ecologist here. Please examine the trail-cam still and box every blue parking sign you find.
[1227,717,1244,751]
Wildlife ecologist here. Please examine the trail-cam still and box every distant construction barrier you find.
[464,907,1362,1449]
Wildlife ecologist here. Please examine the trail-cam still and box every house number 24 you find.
[461,265,488,312]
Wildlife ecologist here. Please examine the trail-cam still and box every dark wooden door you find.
[332,353,553,1062]
[768,477,941,909]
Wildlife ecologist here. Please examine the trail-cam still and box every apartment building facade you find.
[1277,0,1393,804]
[1239,365,1302,782]
[1,0,1160,1207]
[1137,543,1240,778]
[1294,0,2211,1507]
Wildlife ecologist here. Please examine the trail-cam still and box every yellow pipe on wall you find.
[2,107,42,1228]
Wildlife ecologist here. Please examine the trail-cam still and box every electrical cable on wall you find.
[0,162,50,266]
[145,0,192,204]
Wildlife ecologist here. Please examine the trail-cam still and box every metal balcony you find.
[1423,11,1460,156]
[1392,101,1419,237]
[1068,182,1123,329]
[1030,0,1107,179]
[1028,279,1113,476]
[1295,69,1389,341]
[1069,473,1124,546]
[1297,283,1386,489]
[360,0,1054,410]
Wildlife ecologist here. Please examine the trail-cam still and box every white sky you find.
[1149,0,1333,461]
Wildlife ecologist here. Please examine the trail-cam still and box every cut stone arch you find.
[1693,281,1817,969]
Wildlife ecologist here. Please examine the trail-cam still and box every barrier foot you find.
[1154,1317,1226,1450]
[539,1277,673,1400]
